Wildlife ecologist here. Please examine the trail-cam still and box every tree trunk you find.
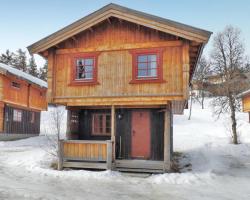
[188,95,193,120]
[228,95,238,144]
[201,90,205,109]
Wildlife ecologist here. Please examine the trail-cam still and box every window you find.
[76,58,94,80]
[137,54,157,78]
[130,48,164,83]
[11,81,21,89]
[70,53,99,85]
[13,109,22,122]
[92,113,111,136]
[30,112,35,123]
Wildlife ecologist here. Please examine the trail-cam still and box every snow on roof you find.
[238,89,250,98]
[0,62,47,88]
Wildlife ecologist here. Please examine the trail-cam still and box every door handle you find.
[132,130,136,136]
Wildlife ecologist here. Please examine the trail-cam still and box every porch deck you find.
[59,140,167,173]
[58,140,112,170]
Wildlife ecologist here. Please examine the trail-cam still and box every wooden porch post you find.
[111,105,115,166]
[163,104,171,172]
[58,140,63,170]
[66,109,71,140]
[106,140,112,170]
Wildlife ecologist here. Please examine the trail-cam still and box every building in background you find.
[0,63,47,140]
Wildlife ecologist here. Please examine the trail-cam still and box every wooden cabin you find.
[240,90,250,122]
[0,63,47,140]
[28,4,211,173]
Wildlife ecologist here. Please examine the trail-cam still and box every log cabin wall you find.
[48,19,189,106]
[0,74,47,134]
[0,74,47,111]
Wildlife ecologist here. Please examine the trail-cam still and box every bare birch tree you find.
[44,105,65,158]
[193,56,212,109]
[210,25,248,144]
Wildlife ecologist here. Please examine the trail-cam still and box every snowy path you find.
[0,99,250,200]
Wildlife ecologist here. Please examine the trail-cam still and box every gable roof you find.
[27,3,212,54]
[0,62,48,88]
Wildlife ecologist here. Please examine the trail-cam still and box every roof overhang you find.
[27,3,212,54]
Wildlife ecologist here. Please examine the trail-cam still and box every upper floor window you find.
[11,81,21,89]
[130,48,165,84]
[76,58,94,80]
[137,54,157,78]
[70,53,99,86]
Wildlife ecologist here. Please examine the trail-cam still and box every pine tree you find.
[13,49,27,72]
[39,60,48,81]
[28,55,39,77]
[0,50,16,65]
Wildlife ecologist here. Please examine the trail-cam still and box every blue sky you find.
[0,0,249,67]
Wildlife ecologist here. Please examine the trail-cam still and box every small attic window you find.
[11,82,21,89]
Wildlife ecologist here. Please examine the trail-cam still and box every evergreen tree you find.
[13,49,27,72]
[28,55,39,77]
[0,49,15,65]
[39,60,48,81]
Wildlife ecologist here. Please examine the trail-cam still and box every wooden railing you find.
[58,140,112,170]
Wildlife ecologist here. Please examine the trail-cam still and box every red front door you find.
[131,111,151,159]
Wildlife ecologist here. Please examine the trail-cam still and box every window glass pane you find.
[85,65,93,73]
[148,68,157,77]
[106,114,111,133]
[138,63,147,70]
[148,55,157,62]
[99,115,103,133]
[77,59,83,66]
[85,72,93,79]
[148,62,157,69]
[138,69,148,77]
[85,58,93,65]
[13,109,22,122]
[138,55,147,62]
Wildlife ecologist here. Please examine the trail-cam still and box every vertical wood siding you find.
[47,19,187,105]
[1,74,47,111]
[63,141,107,161]
[243,95,250,112]
[54,48,183,98]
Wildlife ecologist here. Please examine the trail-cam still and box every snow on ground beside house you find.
[0,98,250,199]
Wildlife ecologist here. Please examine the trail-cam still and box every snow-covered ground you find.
[0,98,250,200]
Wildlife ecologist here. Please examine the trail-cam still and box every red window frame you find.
[130,48,165,84]
[91,113,111,136]
[70,53,99,86]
